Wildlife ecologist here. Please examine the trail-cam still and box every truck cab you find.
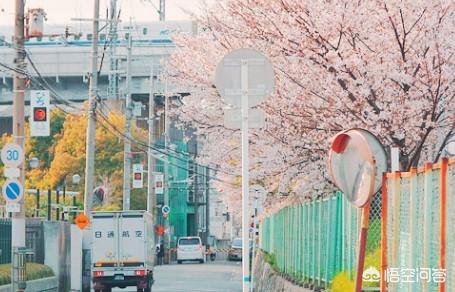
[91,211,154,292]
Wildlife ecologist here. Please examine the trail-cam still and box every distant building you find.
[0,20,196,133]
[0,19,212,247]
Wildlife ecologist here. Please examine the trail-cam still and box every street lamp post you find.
[57,173,81,221]
[70,174,81,221]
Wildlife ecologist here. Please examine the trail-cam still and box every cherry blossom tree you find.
[164,0,455,209]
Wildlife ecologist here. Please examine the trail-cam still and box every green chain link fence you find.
[259,192,366,289]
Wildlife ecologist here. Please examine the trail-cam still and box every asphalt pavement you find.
[112,260,242,292]
[153,260,242,292]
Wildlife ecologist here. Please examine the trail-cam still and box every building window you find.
[87,34,93,41]
[143,27,148,35]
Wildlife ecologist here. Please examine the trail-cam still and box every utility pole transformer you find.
[12,0,26,290]
[122,31,133,210]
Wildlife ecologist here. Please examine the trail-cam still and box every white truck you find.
[91,211,154,292]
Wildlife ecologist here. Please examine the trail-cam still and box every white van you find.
[177,236,204,264]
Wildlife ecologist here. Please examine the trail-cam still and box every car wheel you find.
[177,260,182,264]
[199,259,204,264]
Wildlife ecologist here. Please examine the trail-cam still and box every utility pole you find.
[147,65,157,264]
[84,0,99,219]
[163,78,170,264]
[82,2,99,290]
[159,0,165,21]
[12,0,26,290]
[205,167,210,247]
[122,25,133,211]
[108,0,119,100]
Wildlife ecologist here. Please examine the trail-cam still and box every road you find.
[113,260,242,292]
[153,260,242,292]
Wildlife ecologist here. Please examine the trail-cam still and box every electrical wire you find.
[96,104,237,178]
[1,26,238,183]
[96,98,237,177]
[94,107,237,185]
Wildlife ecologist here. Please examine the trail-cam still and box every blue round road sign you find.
[162,205,170,215]
[2,179,23,203]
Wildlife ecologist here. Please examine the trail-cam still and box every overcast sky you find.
[0,0,214,26]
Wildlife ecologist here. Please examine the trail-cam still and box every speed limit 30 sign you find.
[1,143,24,167]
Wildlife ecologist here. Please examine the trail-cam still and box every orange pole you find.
[355,202,371,292]
[439,158,448,292]
[380,173,388,292]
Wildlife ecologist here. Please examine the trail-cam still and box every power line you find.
[94,107,237,185]
[97,99,237,177]
[1,35,238,183]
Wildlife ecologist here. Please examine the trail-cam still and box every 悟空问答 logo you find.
[363,266,380,282]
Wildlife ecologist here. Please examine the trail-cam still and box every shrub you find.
[331,247,381,290]
[0,263,54,285]
[263,252,279,271]
[331,272,355,292]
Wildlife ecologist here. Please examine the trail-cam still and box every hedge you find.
[0,263,54,285]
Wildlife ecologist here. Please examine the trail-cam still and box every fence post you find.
[409,167,418,292]
[324,197,332,289]
[317,200,322,288]
[439,158,448,292]
[56,189,60,221]
[47,189,51,221]
[422,163,433,292]
[381,173,388,292]
[35,189,40,217]
[390,171,401,292]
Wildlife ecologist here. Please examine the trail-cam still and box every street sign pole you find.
[250,196,258,292]
[240,60,250,292]
[215,48,274,292]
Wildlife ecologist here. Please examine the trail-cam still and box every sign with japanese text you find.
[132,164,143,189]
[155,173,164,194]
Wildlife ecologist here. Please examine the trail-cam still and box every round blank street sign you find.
[328,129,387,208]
[215,48,274,107]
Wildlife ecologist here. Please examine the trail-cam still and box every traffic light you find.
[33,107,47,121]
[30,90,50,137]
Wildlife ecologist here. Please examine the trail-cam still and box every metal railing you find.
[0,219,12,264]
[259,192,361,289]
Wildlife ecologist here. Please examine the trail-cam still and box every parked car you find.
[228,238,253,261]
[177,236,205,264]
